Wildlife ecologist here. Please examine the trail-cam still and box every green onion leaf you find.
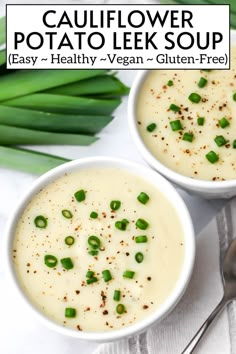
[116,304,126,314]
[136,218,149,230]
[110,200,121,211]
[183,132,194,142]
[115,219,129,231]
[233,140,236,149]
[88,250,99,256]
[167,80,173,87]
[205,151,219,164]
[102,269,112,282]
[233,93,236,101]
[64,236,75,246]
[197,117,205,126]
[113,290,121,301]
[86,277,98,285]
[146,123,157,132]
[60,257,74,270]
[188,93,201,103]
[65,308,76,318]
[74,189,86,202]
[88,236,101,249]
[135,252,144,263]
[219,117,230,129]
[198,77,207,88]
[34,215,47,229]
[169,103,180,112]
[170,120,182,131]
[90,211,98,219]
[135,235,148,243]
[137,192,149,205]
[86,270,95,278]
[44,255,58,268]
[62,210,73,219]
[123,270,135,279]
[214,135,228,147]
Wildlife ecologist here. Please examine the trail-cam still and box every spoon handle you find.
[181,297,227,354]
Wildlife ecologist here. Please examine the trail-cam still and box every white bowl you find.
[4,157,195,342]
[128,31,236,199]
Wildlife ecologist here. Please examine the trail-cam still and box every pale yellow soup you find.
[13,167,184,332]
[137,47,236,181]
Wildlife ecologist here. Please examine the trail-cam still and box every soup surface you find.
[13,167,184,332]
[137,47,236,181]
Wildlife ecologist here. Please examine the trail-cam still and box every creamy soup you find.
[13,167,184,332]
[137,47,236,181]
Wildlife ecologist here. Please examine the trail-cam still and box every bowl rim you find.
[128,37,236,190]
[4,156,195,342]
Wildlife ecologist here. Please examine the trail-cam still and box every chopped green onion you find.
[136,218,149,230]
[88,250,99,256]
[233,140,236,148]
[214,135,228,147]
[102,269,112,282]
[115,219,129,231]
[123,270,135,279]
[60,257,74,270]
[197,117,205,126]
[198,77,207,88]
[137,192,149,205]
[219,117,230,129]
[86,270,95,278]
[170,120,182,131]
[74,189,86,202]
[88,236,101,249]
[44,255,58,268]
[110,200,121,211]
[113,290,121,301]
[61,209,73,219]
[135,235,148,243]
[146,123,157,132]
[188,93,201,103]
[65,308,76,318]
[183,132,194,142]
[116,304,126,314]
[205,151,219,164]
[90,211,98,219]
[64,236,75,246]
[135,252,144,263]
[169,103,180,112]
[86,277,98,284]
[34,215,47,229]
[202,69,212,72]
[167,80,173,87]
[233,93,236,101]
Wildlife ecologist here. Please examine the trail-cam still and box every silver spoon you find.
[181,238,236,354]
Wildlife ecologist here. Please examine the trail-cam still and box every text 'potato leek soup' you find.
[137,47,236,181]
[13,167,184,332]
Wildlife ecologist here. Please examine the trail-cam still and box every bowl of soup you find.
[128,32,236,198]
[4,157,194,342]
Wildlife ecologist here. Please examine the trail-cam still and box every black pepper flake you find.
[75,290,80,295]
[103,310,108,315]
[77,325,82,331]
[143,305,149,309]
[126,252,130,256]
[147,277,152,281]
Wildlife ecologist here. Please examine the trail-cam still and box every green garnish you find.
[170,120,182,131]
[60,257,74,270]
[197,117,205,126]
[167,80,173,87]
[202,69,212,72]
[233,93,236,101]
[61,209,73,219]
[64,236,75,246]
[86,277,98,284]
[88,250,99,256]
[214,135,228,147]
[137,192,149,205]
[233,140,236,148]
[136,218,149,230]
[115,219,129,231]
[88,236,101,249]
[44,255,58,268]
[65,308,76,318]
[34,215,47,228]
[135,252,144,263]
[169,103,180,112]
[183,132,194,142]
[74,189,86,202]
[135,235,148,243]
[219,117,230,129]
[110,200,121,211]
[198,77,207,88]
[90,211,98,219]
[102,269,112,282]
[205,151,219,164]
[123,270,135,279]
[146,123,157,132]
[116,304,126,314]
[86,270,95,278]
[188,93,201,103]
[113,290,121,301]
